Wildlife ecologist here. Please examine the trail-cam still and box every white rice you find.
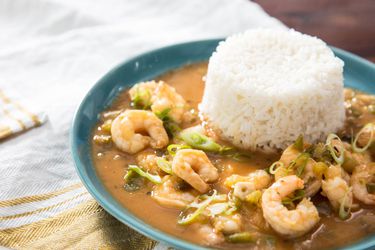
[199,29,345,151]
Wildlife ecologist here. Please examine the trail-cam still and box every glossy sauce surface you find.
[92,62,375,249]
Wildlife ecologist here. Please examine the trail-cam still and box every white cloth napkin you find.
[0,87,47,139]
[0,0,285,247]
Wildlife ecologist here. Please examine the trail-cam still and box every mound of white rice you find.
[200,29,345,151]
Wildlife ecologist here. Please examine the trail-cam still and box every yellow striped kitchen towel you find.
[0,89,47,140]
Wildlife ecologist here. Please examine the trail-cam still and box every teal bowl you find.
[71,39,375,250]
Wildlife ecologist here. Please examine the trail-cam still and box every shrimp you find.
[172,149,219,193]
[321,165,353,211]
[136,152,160,174]
[129,81,188,123]
[224,170,271,200]
[279,144,300,166]
[343,142,372,173]
[151,175,198,209]
[351,164,375,205]
[262,175,320,238]
[212,213,242,234]
[111,110,168,154]
[302,158,322,197]
[279,145,322,197]
[192,223,224,245]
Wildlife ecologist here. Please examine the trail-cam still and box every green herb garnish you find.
[180,130,225,152]
[226,232,257,243]
[156,158,173,174]
[131,87,152,110]
[167,144,191,156]
[293,134,304,151]
[282,189,305,205]
[178,190,217,225]
[326,133,345,165]
[339,188,352,220]
[128,165,162,184]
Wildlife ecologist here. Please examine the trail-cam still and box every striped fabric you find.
[0,89,47,140]
[0,183,156,249]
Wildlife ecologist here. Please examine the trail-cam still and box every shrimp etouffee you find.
[92,63,375,249]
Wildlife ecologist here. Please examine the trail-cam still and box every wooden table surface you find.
[253,0,375,62]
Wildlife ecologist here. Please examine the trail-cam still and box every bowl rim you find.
[70,38,375,250]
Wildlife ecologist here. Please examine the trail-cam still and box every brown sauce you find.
[92,62,375,249]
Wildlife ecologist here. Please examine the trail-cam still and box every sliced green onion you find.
[226,232,257,243]
[180,130,223,152]
[167,144,191,156]
[352,123,374,153]
[164,121,181,137]
[178,190,217,225]
[269,161,284,175]
[339,188,352,220]
[245,190,262,206]
[131,87,152,110]
[124,169,136,181]
[293,134,304,151]
[154,108,171,121]
[282,189,305,205]
[294,153,310,177]
[366,183,375,194]
[156,158,173,174]
[225,192,241,215]
[154,108,181,137]
[124,169,143,192]
[325,133,345,165]
[128,165,162,184]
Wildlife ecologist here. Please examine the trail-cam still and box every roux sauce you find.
[92,62,375,249]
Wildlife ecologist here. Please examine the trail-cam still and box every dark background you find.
[253,0,375,62]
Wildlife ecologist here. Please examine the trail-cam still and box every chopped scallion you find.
[226,232,257,243]
[154,108,171,121]
[339,188,352,220]
[156,158,173,174]
[128,165,162,184]
[269,161,284,175]
[294,153,310,177]
[131,87,152,110]
[282,189,305,205]
[180,130,223,152]
[124,169,143,192]
[293,134,304,151]
[167,144,191,156]
[325,133,345,165]
[178,190,217,225]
